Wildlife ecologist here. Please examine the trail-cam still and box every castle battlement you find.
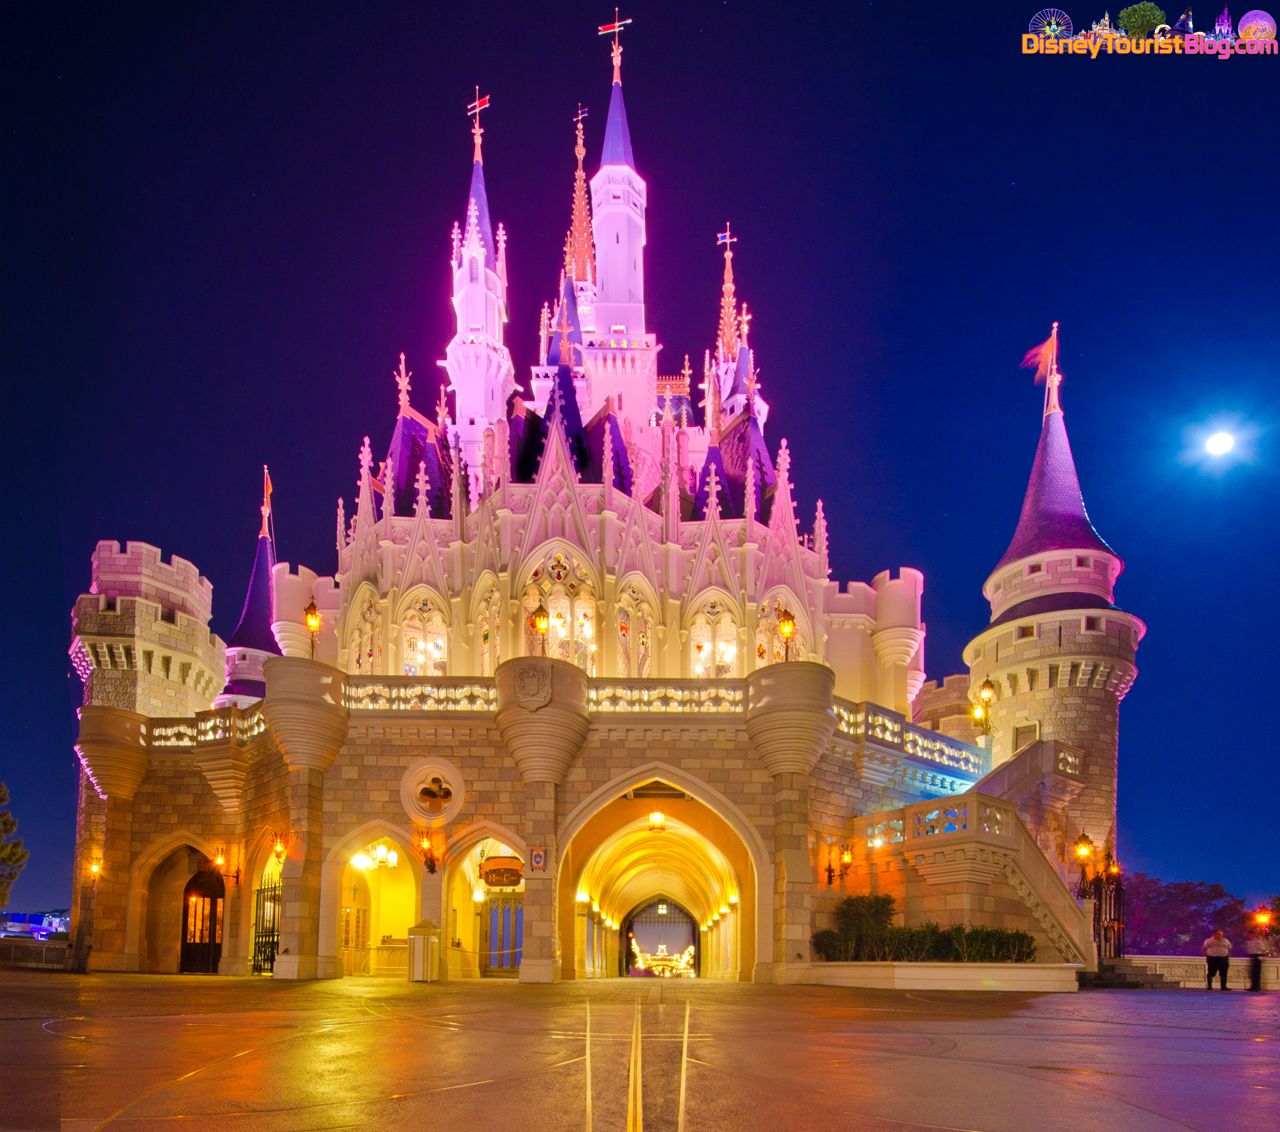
[89,540,214,624]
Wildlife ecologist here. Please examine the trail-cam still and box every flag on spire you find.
[598,9,632,84]
[260,465,273,537]
[1020,322,1059,384]
[468,88,490,164]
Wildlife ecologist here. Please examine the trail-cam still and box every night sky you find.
[3,1,1277,911]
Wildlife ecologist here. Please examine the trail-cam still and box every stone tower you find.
[963,363,1144,853]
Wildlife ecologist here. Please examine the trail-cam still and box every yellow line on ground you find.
[678,999,690,1132]
[585,1001,592,1132]
[626,1000,643,1132]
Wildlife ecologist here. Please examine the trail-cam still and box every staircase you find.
[1077,958,1185,989]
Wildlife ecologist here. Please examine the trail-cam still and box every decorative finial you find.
[394,352,412,415]
[467,88,490,165]
[258,464,273,538]
[706,462,721,519]
[567,105,596,284]
[336,497,346,550]
[358,436,373,481]
[598,9,632,84]
[450,221,461,265]
[385,459,396,520]
[776,437,791,481]
[740,302,752,347]
[555,300,574,371]
[436,383,450,428]
[717,224,738,361]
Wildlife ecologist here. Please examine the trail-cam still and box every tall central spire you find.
[597,10,635,169]
[717,223,738,360]
[567,106,596,284]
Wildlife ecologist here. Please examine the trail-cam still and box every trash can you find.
[407,918,441,982]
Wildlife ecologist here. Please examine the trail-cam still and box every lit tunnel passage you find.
[558,783,756,979]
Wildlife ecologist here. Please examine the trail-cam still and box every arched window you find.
[402,599,448,677]
[521,553,597,675]
[349,595,378,675]
[755,598,805,668]
[617,584,653,678]
[469,257,479,283]
[690,600,737,679]
[477,587,500,676]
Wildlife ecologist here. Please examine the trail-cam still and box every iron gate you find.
[251,880,281,975]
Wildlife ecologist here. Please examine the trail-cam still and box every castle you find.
[65,30,1142,982]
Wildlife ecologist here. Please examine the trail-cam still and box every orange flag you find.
[1020,334,1056,384]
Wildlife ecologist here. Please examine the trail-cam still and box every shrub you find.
[812,894,1038,963]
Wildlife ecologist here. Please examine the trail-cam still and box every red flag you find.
[1020,335,1055,384]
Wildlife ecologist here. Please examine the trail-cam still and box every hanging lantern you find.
[648,810,666,833]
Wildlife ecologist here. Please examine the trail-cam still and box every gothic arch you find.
[556,762,774,975]
[317,818,421,972]
[123,828,222,972]
[515,538,602,593]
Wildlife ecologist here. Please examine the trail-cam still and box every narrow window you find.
[1017,625,1035,640]
[1027,563,1043,575]
[1013,724,1038,751]
[1076,556,1091,568]
[1025,667,1038,691]
[1048,663,1060,688]
[1084,616,1102,632]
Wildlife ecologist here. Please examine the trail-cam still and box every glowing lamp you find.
[473,888,484,903]
[375,844,389,864]
[1074,833,1095,859]
[90,862,100,874]
[576,890,591,903]
[648,810,666,833]
[215,853,225,868]
[972,704,984,720]
[351,853,374,870]
[531,603,550,656]
[304,601,321,659]
[841,848,853,865]
[728,894,738,905]
[978,678,995,704]
[777,606,796,661]
[1257,911,1272,927]
[273,840,285,862]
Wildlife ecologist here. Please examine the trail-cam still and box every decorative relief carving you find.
[512,659,552,710]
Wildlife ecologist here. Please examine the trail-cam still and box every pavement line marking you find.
[677,999,690,1132]
[626,1000,643,1132]
[585,1000,592,1132]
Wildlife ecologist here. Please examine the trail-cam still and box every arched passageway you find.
[623,897,698,977]
[143,845,224,974]
[444,837,526,978]
[558,779,758,980]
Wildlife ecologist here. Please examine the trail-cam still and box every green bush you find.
[811,894,1037,963]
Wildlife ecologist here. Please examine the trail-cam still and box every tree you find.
[1118,3,1168,38]
[1125,873,1249,955]
[0,783,29,910]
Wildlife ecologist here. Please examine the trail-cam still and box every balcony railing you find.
[588,680,744,714]
[344,677,497,713]
[833,698,988,778]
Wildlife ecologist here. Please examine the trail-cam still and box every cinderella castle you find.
[65,26,1143,982]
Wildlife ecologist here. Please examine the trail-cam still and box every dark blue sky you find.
[3,1,1277,910]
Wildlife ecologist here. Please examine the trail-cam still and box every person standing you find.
[1245,930,1269,992]
[1202,929,1232,990]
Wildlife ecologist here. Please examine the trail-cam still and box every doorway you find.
[179,868,225,974]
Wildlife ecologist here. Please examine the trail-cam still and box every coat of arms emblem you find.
[512,659,552,710]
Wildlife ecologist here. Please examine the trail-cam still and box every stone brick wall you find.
[967,610,1138,852]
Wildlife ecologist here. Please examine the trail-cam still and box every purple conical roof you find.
[994,409,1115,571]
[467,160,497,270]
[599,80,635,170]
[226,533,281,654]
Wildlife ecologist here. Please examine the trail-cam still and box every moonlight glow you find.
[1205,432,1235,456]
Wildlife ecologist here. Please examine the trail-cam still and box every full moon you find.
[1205,432,1235,456]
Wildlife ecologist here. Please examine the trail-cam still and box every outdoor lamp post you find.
[777,606,796,661]
[304,601,321,659]
[531,603,549,656]
[973,678,996,736]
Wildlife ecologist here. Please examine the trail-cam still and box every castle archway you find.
[557,768,767,981]
[318,821,420,979]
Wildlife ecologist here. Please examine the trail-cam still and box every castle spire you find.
[394,352,412,416]
[215,479,282,707]
[996,332,1114,571]
[597,11,635,168]
[567,106,596,285]
[464,89,496,268]
[259,464,273,539]
[717,224,739,361]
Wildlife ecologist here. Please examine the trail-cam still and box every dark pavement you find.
[1,969,1276,1131]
